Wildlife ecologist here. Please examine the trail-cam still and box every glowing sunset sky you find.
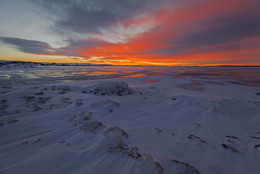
[0,0,259,66]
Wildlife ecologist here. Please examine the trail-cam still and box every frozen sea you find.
[1,65,260,87]
[0,64,260,174]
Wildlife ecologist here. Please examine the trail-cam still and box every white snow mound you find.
[86,82,132,96]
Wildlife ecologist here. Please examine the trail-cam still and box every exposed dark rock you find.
[84,112,92,120]
[255,144,260,149]
[86,82,133,96]
[35,92,44,95]
[225,135,240,140]
[0,99,7,104]
[155,128,162,133]
[188,134,207,143]
[221,144,240,153]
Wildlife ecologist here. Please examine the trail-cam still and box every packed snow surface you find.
[0,64,260,174]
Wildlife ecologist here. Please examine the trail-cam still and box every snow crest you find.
[85,82,133,96]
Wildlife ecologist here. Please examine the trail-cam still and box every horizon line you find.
[1,59,260,67]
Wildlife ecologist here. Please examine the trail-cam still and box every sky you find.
[0,0,259,66]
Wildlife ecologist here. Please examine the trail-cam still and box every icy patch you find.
[85,82,132,96]
[176,83,204,91]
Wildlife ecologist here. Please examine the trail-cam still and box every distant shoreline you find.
[0,60,112,67]
[0,60,259,67]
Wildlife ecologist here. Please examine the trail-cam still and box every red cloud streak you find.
[11,0,260,65]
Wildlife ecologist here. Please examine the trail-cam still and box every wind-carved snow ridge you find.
[85,82,134,96]
[75,110,201,174]
[80,121,201,174]
[105,127,201,174]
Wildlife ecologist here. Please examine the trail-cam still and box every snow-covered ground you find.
[0,65,260,174]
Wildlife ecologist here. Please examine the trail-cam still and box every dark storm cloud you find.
[0,37,79,56]
[145,12,260,56]
[0,37,56,54]
[35,0,169,34]
[177,14,260,49]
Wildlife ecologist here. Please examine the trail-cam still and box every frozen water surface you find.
[1,65,259,87]
[0,64,260,174]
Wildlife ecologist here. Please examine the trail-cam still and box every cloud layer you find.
[1,0,260,65]
[0,37,79,57]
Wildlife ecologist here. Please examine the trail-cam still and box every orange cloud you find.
[2,0,259,66]
[70,0,260,65]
